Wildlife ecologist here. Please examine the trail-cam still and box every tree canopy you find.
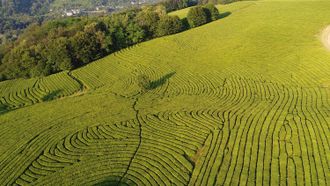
[0,1,221,81]
[156,15,183,36]
[187,6,209,28]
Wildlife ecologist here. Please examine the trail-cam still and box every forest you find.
[0,0,221,81]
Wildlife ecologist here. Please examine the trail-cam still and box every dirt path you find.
[321,25,330,51]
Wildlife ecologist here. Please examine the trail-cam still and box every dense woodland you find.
[0,0,222,81]
[0,0,236,42]
[0,0,152,44]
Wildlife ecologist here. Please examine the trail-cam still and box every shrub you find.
[156,15,183,37]
[187,6,209,28]
[162,0,193,12]
[204,4,220,21]
[137,74,151,93]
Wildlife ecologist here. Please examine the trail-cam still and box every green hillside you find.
[0,0,329,185]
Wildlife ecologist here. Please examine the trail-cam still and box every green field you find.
[1,0,330,185]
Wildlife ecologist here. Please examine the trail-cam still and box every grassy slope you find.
[0,0,330,185]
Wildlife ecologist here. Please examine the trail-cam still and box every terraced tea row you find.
[0,72,82,112]
[1,1,330,185]
[1,74,328,185]
[2,0,330,113]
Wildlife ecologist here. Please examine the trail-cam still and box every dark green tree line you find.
[0,2,221,81]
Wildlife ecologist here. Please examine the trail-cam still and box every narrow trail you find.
[67,71,86,92]
[119,95,143,184]
[321,25,330,51]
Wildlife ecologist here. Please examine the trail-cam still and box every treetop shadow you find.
[148,72,176,90]
[42,89,62,102]
[93,176,132,186]
[137,72,176,93]
[0,104,9,116]
[219,11,231,19]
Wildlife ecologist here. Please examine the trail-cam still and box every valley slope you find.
[0,1,329,185]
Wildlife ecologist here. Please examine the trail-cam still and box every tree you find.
[1,44,42,78]
[126,22,145,44]
[95,31,113,54]
[45,37,73,72]
[30,61,51,77]
[137,74,151,93]
[204,3,219,21]
[156,15,183,37]
[135,10,160,38]
[153,4,167,16]
[107,11,140,49]
[1,1,215,81]
[84,21,113,54]
[0,45,5,63]
[162,0,192,12]
[187,6,209,28]
[70,31,102,66]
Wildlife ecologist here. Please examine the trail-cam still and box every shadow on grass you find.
[93,176,132,186]
[181,18,189,30]
[0,104,9,115]
[0,89,63,116]
[219,11,231,19]
[42,90,62,102]
[148,72,176,90]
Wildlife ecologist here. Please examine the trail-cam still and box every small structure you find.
[63,9,81,17]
